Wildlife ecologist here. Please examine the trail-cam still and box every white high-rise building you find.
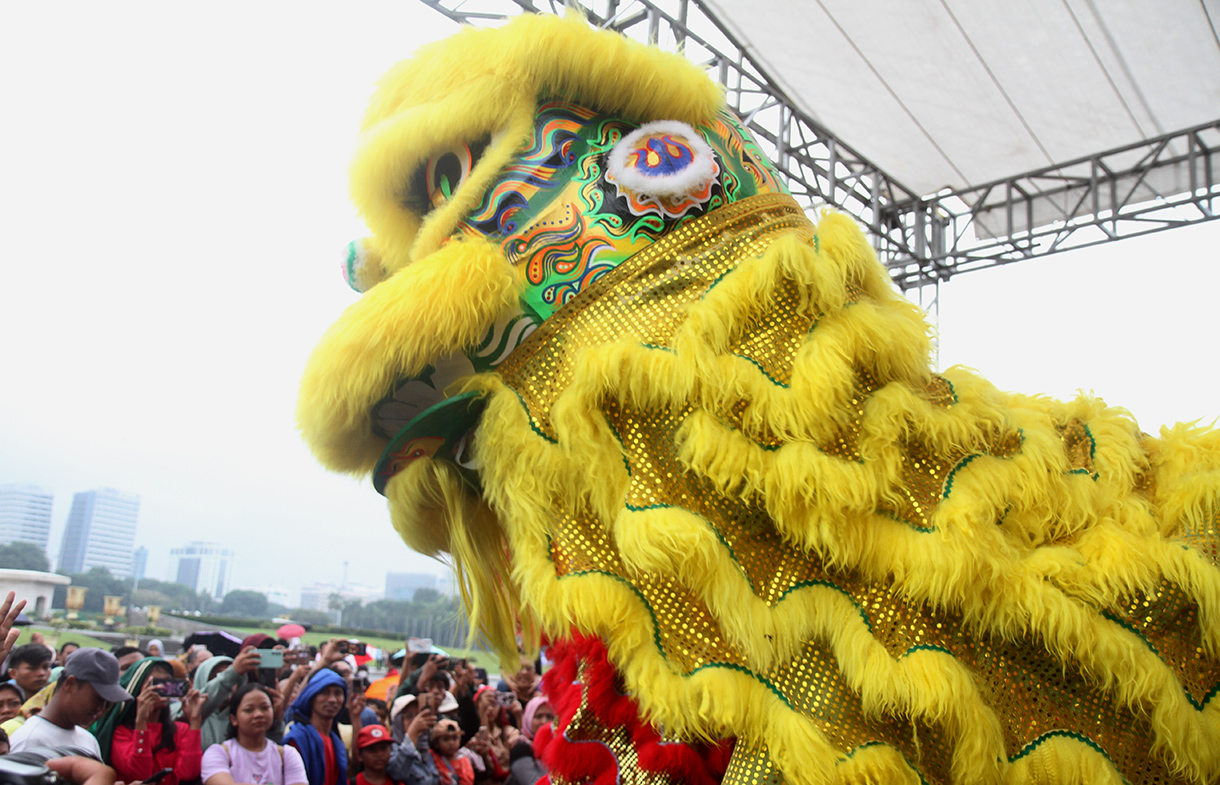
[169,542,235,598]
[57,488,140,575]
[0,484,54,553]
[385,572,438,601]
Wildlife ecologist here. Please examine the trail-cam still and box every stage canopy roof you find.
[704,0,1220,197]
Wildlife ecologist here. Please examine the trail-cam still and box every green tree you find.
[0,541,50,571]
[412,587,442,604]
[219,589,269,618]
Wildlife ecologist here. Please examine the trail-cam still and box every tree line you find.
[9,559,470,644]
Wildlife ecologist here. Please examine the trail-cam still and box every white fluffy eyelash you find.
[605,120,718,197]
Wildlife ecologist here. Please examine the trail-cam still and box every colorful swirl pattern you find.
[458,100,786,322]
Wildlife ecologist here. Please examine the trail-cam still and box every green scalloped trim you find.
[509,386,559,444]
[842,741,931,785]
[729,353,791,389]
[1101,610,1220,710]
[943,429,1024,500]
[1008,730,1118,769]
[940,376,959,404]
[556,568,794,711]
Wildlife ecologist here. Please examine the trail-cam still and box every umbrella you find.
[277,623,307,639]
[183,630,244,658]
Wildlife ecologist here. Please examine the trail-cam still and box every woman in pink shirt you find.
[202,683,307,785]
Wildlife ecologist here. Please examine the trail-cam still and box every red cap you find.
[356,724,393,749]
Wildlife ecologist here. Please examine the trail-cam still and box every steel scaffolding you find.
[418,0,1220,293]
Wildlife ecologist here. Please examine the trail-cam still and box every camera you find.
[494,691,516,707]
[152,677,189,699]
[0,759,57,785]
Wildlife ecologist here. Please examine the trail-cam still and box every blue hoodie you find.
[284,669,349,785]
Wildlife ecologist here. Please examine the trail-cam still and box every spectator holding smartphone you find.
[92,657,204,785]
[469,687,518,783]
[201,682,307,785]
[385,692,440,785]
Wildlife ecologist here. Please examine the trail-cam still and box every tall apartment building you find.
[0,483,54,553]
[57,488,140,575]
[169,542,234,598]
[385,572,438,601]
[131,546,148,583]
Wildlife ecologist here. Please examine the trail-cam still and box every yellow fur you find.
[297,237,520,474]
[351,13,723,279]
[455,210,1220,783]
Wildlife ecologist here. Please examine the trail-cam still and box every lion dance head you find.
[299,14,1220,784]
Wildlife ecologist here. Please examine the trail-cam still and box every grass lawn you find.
[13,628,112,650]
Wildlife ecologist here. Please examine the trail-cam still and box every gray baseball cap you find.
[62,648,133,703]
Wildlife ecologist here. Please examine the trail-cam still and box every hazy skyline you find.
[2,3,1217,602]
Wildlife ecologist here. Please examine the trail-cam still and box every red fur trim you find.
[540,632,733,785]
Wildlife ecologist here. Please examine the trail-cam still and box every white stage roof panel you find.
[703,0,1220,196]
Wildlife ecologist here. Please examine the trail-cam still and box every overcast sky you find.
[2,3,1216,604]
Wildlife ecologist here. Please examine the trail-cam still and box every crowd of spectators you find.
[0,592,555,785]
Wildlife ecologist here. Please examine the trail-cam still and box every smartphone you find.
[257,649,284,669]
[353,642,367,656]
[144,768,175,784]
[336,640,349,655]
[151,677,189,699]
[494,691,515,707]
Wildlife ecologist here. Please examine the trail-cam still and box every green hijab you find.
[90,656,173,762]
[193,655,232,692]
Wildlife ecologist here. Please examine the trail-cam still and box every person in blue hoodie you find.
[285,668,349,785]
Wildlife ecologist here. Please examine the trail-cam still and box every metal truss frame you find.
[418,0,1220,295]
[888,120,1220,290]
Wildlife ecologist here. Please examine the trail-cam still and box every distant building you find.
[385,572,438,601]
[0,569,69,620]
[298,582,338,613]
[131,546,148,583]
[57,488,140,576]
[249,586,292,607]
[170,541,234,598]
[299,582,381,617]
[0,483,54,553]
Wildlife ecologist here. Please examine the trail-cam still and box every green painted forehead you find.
[451,100,786,323]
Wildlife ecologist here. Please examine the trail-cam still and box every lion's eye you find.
[426,145,474,209]
[405,139,489,214]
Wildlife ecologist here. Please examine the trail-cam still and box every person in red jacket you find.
[93,657,205,785]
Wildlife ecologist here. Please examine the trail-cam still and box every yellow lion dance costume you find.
[298,14,1220,784]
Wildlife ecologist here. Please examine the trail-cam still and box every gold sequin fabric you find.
[481,194,1220,784]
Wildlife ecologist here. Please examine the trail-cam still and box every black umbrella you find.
[182,630,243,658]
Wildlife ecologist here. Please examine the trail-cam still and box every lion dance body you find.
[298,14,1220,784]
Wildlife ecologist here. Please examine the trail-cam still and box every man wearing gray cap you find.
[9,648,133,758]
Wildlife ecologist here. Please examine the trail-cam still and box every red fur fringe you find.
[535,631,733,785]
